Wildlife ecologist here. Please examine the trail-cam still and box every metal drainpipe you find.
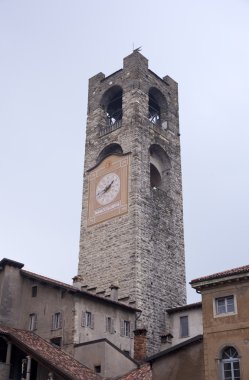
[26,356,31,380]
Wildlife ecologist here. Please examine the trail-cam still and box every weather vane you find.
[132,44,142,52]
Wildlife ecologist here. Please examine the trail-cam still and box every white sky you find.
[1,0,249,303]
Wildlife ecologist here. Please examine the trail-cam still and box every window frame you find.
[220,346,241,380]
[52,312,62,330]
[82,311,94,329]
[124,320,130,337]
[179,315,189,338]
[214,295,237,317]
[29,313,37,331]
[31,286,37,298]
[106,316,115,334]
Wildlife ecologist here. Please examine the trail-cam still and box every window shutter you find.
[130,322,134,338]
[91,314,94,329]
[111,318,115,334]
[105,317,108,332]
[34,314,38,330]
[59,313,62,329]
[120,319,124,337]
[82,311,86,327]
[52,314,55,330]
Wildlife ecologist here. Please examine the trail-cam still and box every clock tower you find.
[78,51,186,354]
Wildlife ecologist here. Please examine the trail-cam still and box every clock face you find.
[96,172,120,206]
[87,154,129,226]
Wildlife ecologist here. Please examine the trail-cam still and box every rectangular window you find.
[50,337,62,347]
[29,313,37,331]
[31,286,37,297]
[82,311,94,329]
[120,320,133,337]
[94,365,101,374]
[180,316,189,338]
[52,312,62,330]
[106,317,115,334]
[215,295,235,315]
[124,320,130,337]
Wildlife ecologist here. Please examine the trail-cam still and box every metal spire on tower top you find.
[133,46,142,53]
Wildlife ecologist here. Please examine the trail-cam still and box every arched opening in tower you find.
[101,86,123,127]
[150,163,162,188]
[97,143,123,164]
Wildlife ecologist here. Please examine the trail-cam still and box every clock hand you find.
[103,180,114,193]
[97,180,114,197]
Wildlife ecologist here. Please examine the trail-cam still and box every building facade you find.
[191,265,249,380]
[0,258,139,378]
[78,50,186,354]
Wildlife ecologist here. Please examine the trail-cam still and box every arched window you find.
[100,86,123,127]
[148,88,167,129]
[97,143,123,164]
[149,144,171,191]
[221,347,240,380]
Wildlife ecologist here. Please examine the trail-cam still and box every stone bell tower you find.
[78,51,186,354]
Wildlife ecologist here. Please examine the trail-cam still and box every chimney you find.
[110,284,119,301]
[72,275,84,289]
[134,329,147,362]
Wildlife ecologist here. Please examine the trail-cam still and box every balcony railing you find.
[99,119,122,137]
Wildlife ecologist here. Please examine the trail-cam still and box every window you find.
[148,87,167,127]
[120,320,131,337]
[221,346,240,380]
[149,144,171,191]
[82,311,94,329]
[52,312,62,330]
[50,337,62,347]
[29,313,37,331]
[124,320,130,337]
[31,286,37,297]
[106,317,115,334]
[94,365,101,373]
[180,316,189,338]
[215,296,235,315]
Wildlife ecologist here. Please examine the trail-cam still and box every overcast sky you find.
[1,0,249,303]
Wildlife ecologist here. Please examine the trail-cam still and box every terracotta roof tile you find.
[0,325,101,380]
[191,264,249,285]
[116,364,152,380]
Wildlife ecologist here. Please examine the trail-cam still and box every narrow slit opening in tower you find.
[150,164,162,188]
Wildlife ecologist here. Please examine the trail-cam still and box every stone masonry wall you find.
[78,51,186,355]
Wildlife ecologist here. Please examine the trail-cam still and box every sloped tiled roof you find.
[117,364,152,380]
[147,335,203,363]
[0,325,101,380]
[166,301,202,314]
[190,264,249,287]
[0,258,139,312]
[21,269,139,312]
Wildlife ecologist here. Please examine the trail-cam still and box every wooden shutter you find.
[120,319,124,337]
[111,318,115,334]
[130,321,134,338]
[82,311,86,327]
[90,313,94,329]
[105,316,108,332]
[52,314,55,330]
[59,312,62,329]
[34,314,38,330]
